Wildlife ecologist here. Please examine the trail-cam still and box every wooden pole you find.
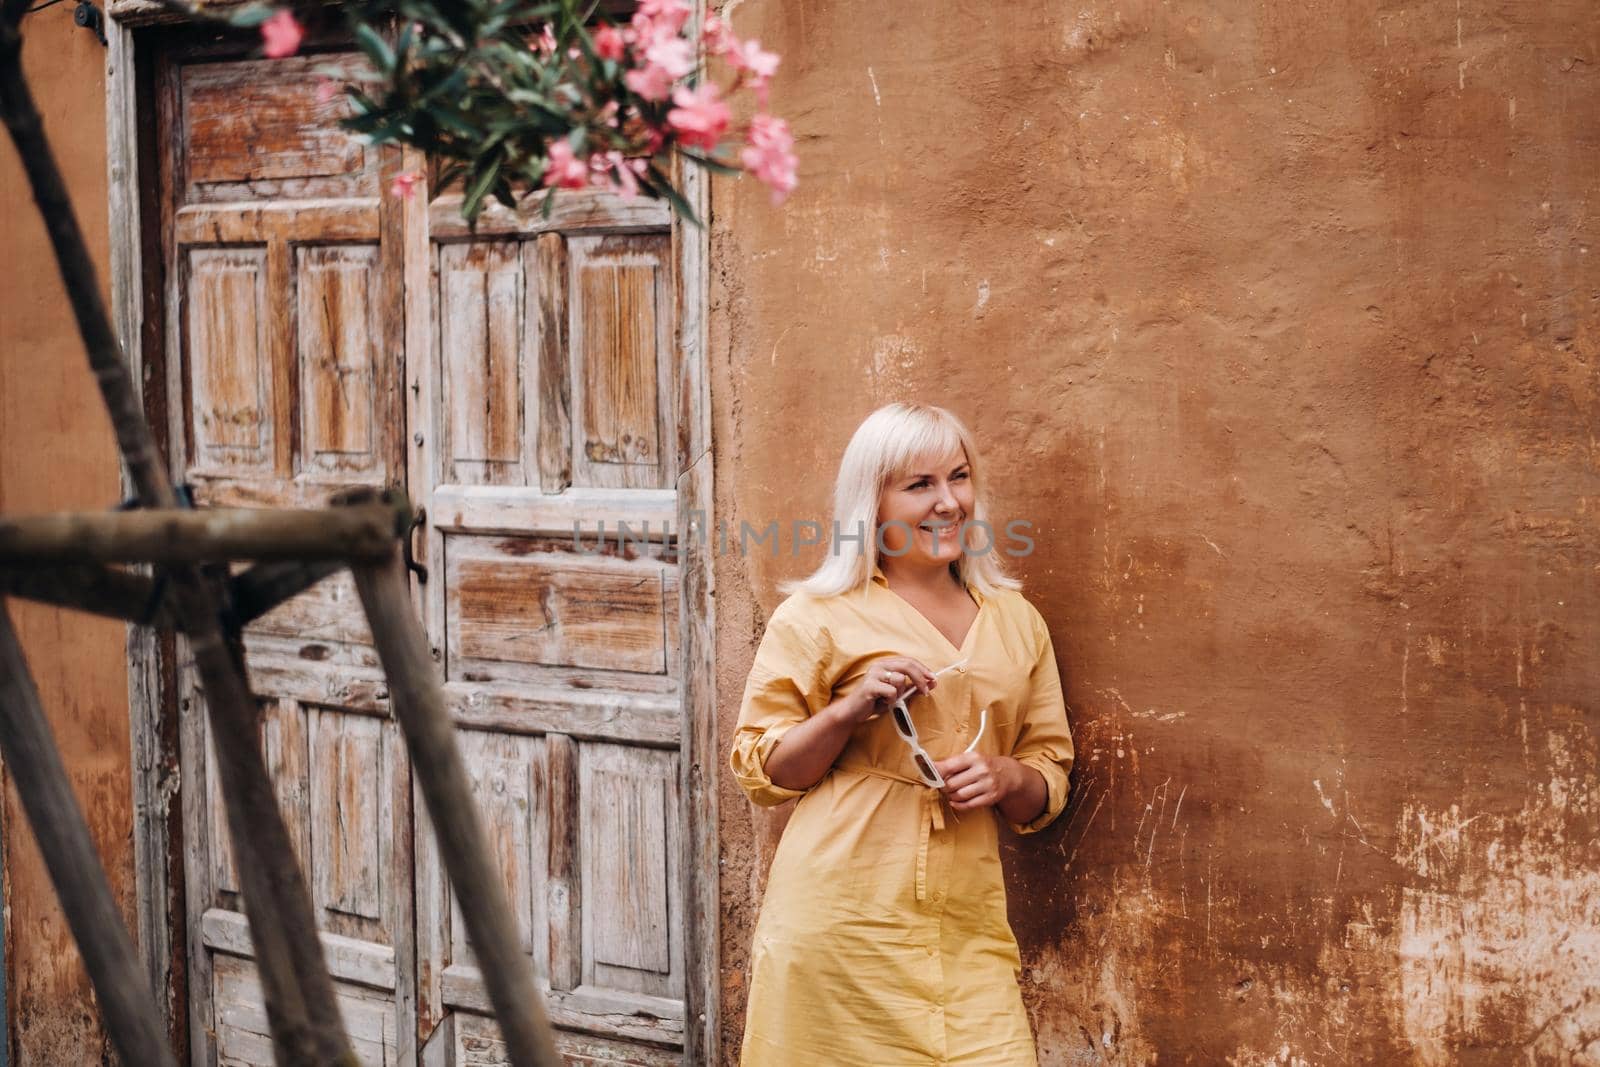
[1,551,349,630]
[230,559,346,626]
[0,563,173,627]
[0,603,179,1067]
[350,550,562,1067]
[0,502,408,565]
[0,15,357,1063]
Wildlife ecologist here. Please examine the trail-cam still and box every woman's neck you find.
[879,557,960,595]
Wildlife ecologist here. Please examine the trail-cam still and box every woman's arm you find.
[765,656,936,791]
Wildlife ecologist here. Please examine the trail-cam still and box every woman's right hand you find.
[841,656,937,724]
[767,654,938,793]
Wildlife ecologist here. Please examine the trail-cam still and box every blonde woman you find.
[731,402,1075,1066]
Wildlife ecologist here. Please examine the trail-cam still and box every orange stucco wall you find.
[710,0,1599,1062]
[0,8,135,1065]
[3,1,1598,1064]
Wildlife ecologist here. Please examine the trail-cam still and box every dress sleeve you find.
[729,597,834,807]
[1008,602,1075,834]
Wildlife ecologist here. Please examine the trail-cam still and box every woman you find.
[731,402,1075,1066]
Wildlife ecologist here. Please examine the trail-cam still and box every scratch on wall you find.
[1393,714,1600,1063]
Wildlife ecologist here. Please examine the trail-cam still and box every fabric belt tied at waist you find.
[834,761,947,902]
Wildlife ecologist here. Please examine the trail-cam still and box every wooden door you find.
[156,48,416,1066]
[408,189,689,1067]
[152,36,705,1067]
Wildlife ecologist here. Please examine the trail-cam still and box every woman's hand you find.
[767,654,935,792]
[841,656,937,725]
[933,753,1047,822]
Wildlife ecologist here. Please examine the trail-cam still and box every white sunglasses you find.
[889,660,986,788]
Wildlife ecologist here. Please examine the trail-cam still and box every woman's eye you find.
[953,471,970,481]
[909,480,930,490]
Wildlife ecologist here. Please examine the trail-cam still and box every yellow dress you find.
[731,571,1075,1067]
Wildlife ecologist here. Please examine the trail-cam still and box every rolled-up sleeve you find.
[730,597,834,807]
[1008,605,1075,834]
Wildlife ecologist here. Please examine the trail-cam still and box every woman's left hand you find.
[933,752,1024,813]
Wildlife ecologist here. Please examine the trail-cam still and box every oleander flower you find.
[730,38,781,92]
[542,141,590,189]
[261,10,304,59]
[591,151,647,199]
[700,15,737,56]
[667,83,731,150]
[593,23,626,62]
[390,172,422,200]
[740,113,798,202]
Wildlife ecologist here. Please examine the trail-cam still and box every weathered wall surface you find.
[710,1,1598,1063]
[0,9,136,1065]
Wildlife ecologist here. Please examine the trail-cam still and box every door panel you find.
[211,953,401,1067]
[296,244,384,476]
[436,242,533,487]
[444,536,675,681]
[579,744,681,997]
[179,54,378,202]
[568,236,675,491]
[185,247,273,472]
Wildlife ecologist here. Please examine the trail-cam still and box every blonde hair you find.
[784,403,1022,599]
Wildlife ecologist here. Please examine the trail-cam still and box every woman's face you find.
[877,445,975,568]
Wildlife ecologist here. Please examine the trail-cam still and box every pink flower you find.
[644,34,694,77]
[390,172,422,201]
[667,83,730,150]
[637,0,690,18]
[700,15,737,56]
[729,37,780,96]
[634,0,691,37]
[624,34,693,100]
[590,151,647,199]
[315,78,340,105]
[624,64,676,102]
[261,10,304,59]
[542,141,590,190]
[533,23,557,56]
[593,23,626,62]
[740,113,797,203]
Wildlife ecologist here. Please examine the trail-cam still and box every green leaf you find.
[354,23,397,74]
[418,68,470,106]
[461,156,505,221]
[429,107,480,137]
[680,151,742,177]
[394,20,416,65]
[644,164,700,227]
[223,5,276,29]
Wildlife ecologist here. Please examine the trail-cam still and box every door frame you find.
[103,7,720,1062]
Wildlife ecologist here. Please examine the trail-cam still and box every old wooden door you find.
[152,39,704,1067]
